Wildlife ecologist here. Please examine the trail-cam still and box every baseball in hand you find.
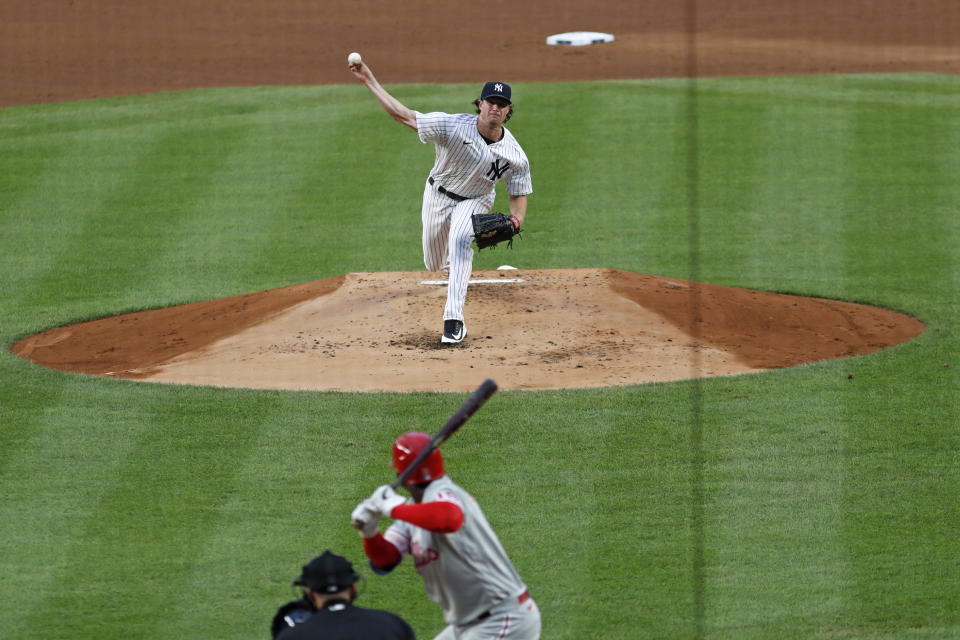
[347,52,362,65]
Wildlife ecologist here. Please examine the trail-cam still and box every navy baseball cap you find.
[480,81,512,104]
[293,550,359,593]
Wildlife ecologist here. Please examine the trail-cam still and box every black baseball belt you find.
[428,176,469,202]
[474,590,531,622]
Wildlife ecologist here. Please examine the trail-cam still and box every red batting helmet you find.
[392,431,444,485]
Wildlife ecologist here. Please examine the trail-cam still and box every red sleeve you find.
[391,501,464,533]
[363,533,401,569]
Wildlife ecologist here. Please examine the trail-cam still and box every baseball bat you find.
[390,378,498,489]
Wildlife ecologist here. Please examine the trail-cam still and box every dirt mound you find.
[11,269,924,392]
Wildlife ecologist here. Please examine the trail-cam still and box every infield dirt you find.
[6,0,949,391]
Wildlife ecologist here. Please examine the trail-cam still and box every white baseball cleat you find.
[441,320,467,344]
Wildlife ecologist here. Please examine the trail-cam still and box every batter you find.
[352,431,541,640]
[348,57,532,344]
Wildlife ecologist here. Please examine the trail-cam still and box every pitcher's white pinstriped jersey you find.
[415,111,532,322]
[382,475,529,627]
[417,112,532,198]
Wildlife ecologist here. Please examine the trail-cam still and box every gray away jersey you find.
[415,112,532,199]
[383,476,528,626]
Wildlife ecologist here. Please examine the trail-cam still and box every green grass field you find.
[1,74,957,639]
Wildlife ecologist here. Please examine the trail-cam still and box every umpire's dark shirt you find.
[276,599,415,640]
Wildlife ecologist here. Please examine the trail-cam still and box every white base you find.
[546,31,615,46]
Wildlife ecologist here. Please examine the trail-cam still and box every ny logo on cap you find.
[481,81,511,102]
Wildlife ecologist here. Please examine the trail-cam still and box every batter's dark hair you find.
[473,99,514,122]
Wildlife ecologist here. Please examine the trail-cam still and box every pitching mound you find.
[11,269,924,392]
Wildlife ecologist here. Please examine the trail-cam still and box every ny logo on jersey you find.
[486,159,510,180]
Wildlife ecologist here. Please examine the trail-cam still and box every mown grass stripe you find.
[838,78,960,312]
[589,388,699,637]
[699,79,858,295]
[695,73,960,111]
[0,128,141,323]
[695,81,770,287]
[72,123,260,307]
[693,84,859,635]
[0,378,157,637]
[14,385,276,638]
[944,106,960,320]
[4,120,254,332]
[699,371,855,637]
[615,82,703,279]
[838,76,960,634]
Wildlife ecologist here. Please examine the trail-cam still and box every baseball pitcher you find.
[348,56,532,344]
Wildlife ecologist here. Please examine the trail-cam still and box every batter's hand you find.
[370,484,406,518]
[350,499,381,538]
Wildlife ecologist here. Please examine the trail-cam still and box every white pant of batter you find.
[432,596,541,640]
[421,179,495,323]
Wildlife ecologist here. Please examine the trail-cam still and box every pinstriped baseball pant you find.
[421,180,495,323]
